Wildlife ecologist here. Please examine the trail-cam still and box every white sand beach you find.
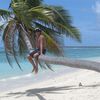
[0,69,100,100]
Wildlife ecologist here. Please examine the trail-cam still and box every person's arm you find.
[40,36,44,55]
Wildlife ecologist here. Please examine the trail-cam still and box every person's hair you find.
[34,28,42,33]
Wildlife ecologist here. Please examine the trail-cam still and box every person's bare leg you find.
[27,56,36,72]
[34,53,39,74]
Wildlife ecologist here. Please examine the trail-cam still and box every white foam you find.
[0,73,32,82]
[0,79,7,82]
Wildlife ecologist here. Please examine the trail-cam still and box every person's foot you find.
[32,66,38,74]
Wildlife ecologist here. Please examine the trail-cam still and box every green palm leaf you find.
[29,6,80,41]
[0,24,5,32]
[0,9,11,20]
[3,20,23,70]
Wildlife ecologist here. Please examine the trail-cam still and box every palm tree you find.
[3,0,100,73]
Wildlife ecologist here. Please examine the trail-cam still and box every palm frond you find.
[26,0,43,8]
[45,6,81,41]
[4,49,14,68]
[17,27,28,56]
[11,2,33,29]
[3,20,23,70]
[12,30,23,71]
[52,6,72,24]
[10,0,43,8]
[45,63,54,71]
[54,22,81,41]
[42,31,62,55]
[0,9,11,20]
[3,21,15,68]
[0,24,5,32]
[3,21,15,54]
[29,6,80,41]
[39,61,47,69]
[42,6,71,24]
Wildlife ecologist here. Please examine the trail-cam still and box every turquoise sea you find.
[0,47,100,92]
[1,47,100,79]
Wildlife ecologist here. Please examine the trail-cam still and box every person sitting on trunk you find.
[27,28,46,74]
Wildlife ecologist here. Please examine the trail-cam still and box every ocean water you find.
[0,48,100,82]
[64,47,100,58]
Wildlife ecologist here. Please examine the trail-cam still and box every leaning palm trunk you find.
[39,55,100,72]
[20,24,33,52]
[19,24,100,73]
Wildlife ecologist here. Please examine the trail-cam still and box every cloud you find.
[93,0,100,15]
[92,0,100,27]
[94,1,100,14]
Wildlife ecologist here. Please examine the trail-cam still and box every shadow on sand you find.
[1,83,100,100]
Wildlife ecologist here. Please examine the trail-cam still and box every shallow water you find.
[0,47,100,80]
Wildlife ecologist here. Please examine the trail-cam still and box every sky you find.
[0,0,100,46]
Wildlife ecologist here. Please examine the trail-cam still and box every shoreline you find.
[0,66,78,92]
[0,69,83,93]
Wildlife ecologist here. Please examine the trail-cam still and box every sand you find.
[0,69,100,100]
